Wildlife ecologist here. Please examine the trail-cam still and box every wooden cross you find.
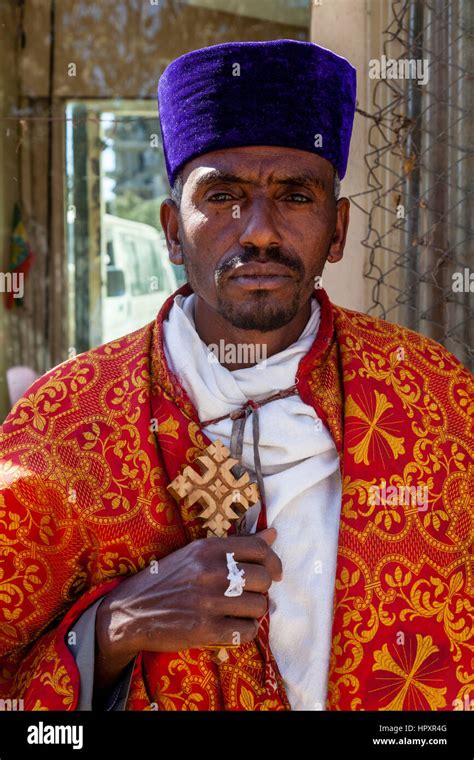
[167,439,260,537]
[167,439,260,664]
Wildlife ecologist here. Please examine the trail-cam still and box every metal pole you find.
[404,0,424,329]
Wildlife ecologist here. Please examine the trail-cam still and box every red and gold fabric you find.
[0,284,472,710]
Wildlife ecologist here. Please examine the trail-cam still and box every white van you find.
[102,214,178,342]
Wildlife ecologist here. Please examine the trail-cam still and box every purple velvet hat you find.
[157,39,356,186]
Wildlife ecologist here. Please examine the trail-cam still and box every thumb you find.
[257,527,277,544]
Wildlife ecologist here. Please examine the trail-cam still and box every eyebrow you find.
[193,169,326,193]
[274,174,326,192]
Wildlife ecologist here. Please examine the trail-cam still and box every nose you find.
[238,198,282,251]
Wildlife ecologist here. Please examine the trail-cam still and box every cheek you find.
[180,211,209,247]
[303,208,335,246]
[290,212,335,276]
[182,209,237,249]
[180,213,232,286]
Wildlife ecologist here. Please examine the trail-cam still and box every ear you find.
[160,199,183,265]
[327,198,350,263]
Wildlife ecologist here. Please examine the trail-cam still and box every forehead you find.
[181,145,334,185]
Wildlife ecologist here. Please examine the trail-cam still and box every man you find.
[0,40,472,712]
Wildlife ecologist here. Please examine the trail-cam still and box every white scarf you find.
[163,293,342,710]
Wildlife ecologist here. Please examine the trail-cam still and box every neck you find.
[193,296,313,371]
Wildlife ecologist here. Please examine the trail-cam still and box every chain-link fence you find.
[351,0,472,371]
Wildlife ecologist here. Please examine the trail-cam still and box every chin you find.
[217,292,299,332]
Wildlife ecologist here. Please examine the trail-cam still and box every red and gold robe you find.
[0,284,472,710]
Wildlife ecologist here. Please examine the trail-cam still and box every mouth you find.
[227,264,294,290]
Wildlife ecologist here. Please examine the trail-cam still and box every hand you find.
[94,528,282,690]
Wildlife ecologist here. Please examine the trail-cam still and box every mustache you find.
[215,247,304,280]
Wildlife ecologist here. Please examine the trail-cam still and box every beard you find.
[215,288,302,332]
[181,244,317,332]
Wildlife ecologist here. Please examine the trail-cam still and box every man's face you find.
[160,146,349,332]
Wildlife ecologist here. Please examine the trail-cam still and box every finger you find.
[218,535,283,581]
[208,617,259,647]
[210,590,268,620]
[213,562,272,594]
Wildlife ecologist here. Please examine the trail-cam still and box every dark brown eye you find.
[286,193,311,203]
[208,192,233,202]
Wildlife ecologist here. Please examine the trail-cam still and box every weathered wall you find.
[311,0,372,312]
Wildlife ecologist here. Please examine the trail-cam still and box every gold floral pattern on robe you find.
[0,285,472,710]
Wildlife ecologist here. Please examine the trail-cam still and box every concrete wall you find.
[311,0,372,312]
